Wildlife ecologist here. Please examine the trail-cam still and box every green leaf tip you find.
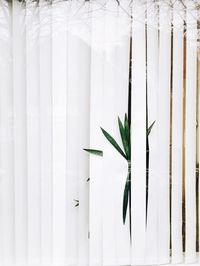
[147,120,156,136]
[83,149,103,157]
[124,113,128,124]
[100,127,127,160]
[74,199,79,207]
[118,117,130,160]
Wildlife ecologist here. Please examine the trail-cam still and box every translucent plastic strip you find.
[157,5,171,264]
[12,1,28,264]
[101,2,123,264]
[185,3,197,263]
[114,2,131,265]
[145,1,159,263]
[71,2,91,265]
[66,1,90,265]
[131,2,146,264]
[26,2,41,263]
[0,1,14,264]
[171,3,184,263]
[65,1,80,264]
[52,1,67,263]
[39,1,53,264]
[89,2,105,265]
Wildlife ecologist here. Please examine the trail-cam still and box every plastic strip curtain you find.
[130,0,199,265]
[0,0,130,265]
[0,0,199,265]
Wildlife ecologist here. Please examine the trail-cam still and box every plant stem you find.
[146,132,149,225]
[128,34,132,240]
[128,164,132,241]
[145,21,149,226]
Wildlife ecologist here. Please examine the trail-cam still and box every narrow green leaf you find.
[118,117,129,158]
[83,149,103,156]
[118,116,124,133]
[124,114,131,160]
[124,113,128,125]
[147,120,156,136]
[74,199,79,207]
[123,172,131,224]
[100,127,127,160]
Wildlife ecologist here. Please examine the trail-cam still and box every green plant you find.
[100,114,131,224]
[84,115,155,230]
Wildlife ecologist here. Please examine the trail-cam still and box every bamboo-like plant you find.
[84,114,155,227]
[101,114,131,225]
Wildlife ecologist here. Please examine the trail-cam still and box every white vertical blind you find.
[114,2,131,264]
[102,1,131,264]
[39,0,53,264]
[171,2,184,263]
[146,2,159,264]
[67,2,90,265]
[131,1,146,264]
[12,1,28,264]
[102,1,120,264]
[157,4,171,264]
[72,2,90,265]
[89,2,130,265]
[101,2,118,263]
[52,1,67,263]
[185,1,197,263]
[89,2,104,265]
[66,1,80,263]
[0,1,14,265]
[0,0,199,265]
[26,1,41,263]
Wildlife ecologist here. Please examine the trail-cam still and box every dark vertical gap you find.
[196,42,199,253]
[128,40,132,125]
[169,23,173,257]
[145,20,149,226]
[182,22,187,253]
[128,34,132,241]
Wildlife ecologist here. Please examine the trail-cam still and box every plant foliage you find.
[101,115,155,224]
[84,114,155,226]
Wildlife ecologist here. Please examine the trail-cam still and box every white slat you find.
[171,3,184,263]
[65,1,80,264]
[89,2,105,264]
[100,1,131,264]
[131,2,146,264]
[52,1,67,264]
[157,5,171,264]
[0,1,14,265]
[39,1,53,264]
[12,1,28,264]
[185,2,197,263]
[114,2,131,265]
[101,2,120,265]
[26,1,41,263]
[145,1,159,263]
[71,2,91,265]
